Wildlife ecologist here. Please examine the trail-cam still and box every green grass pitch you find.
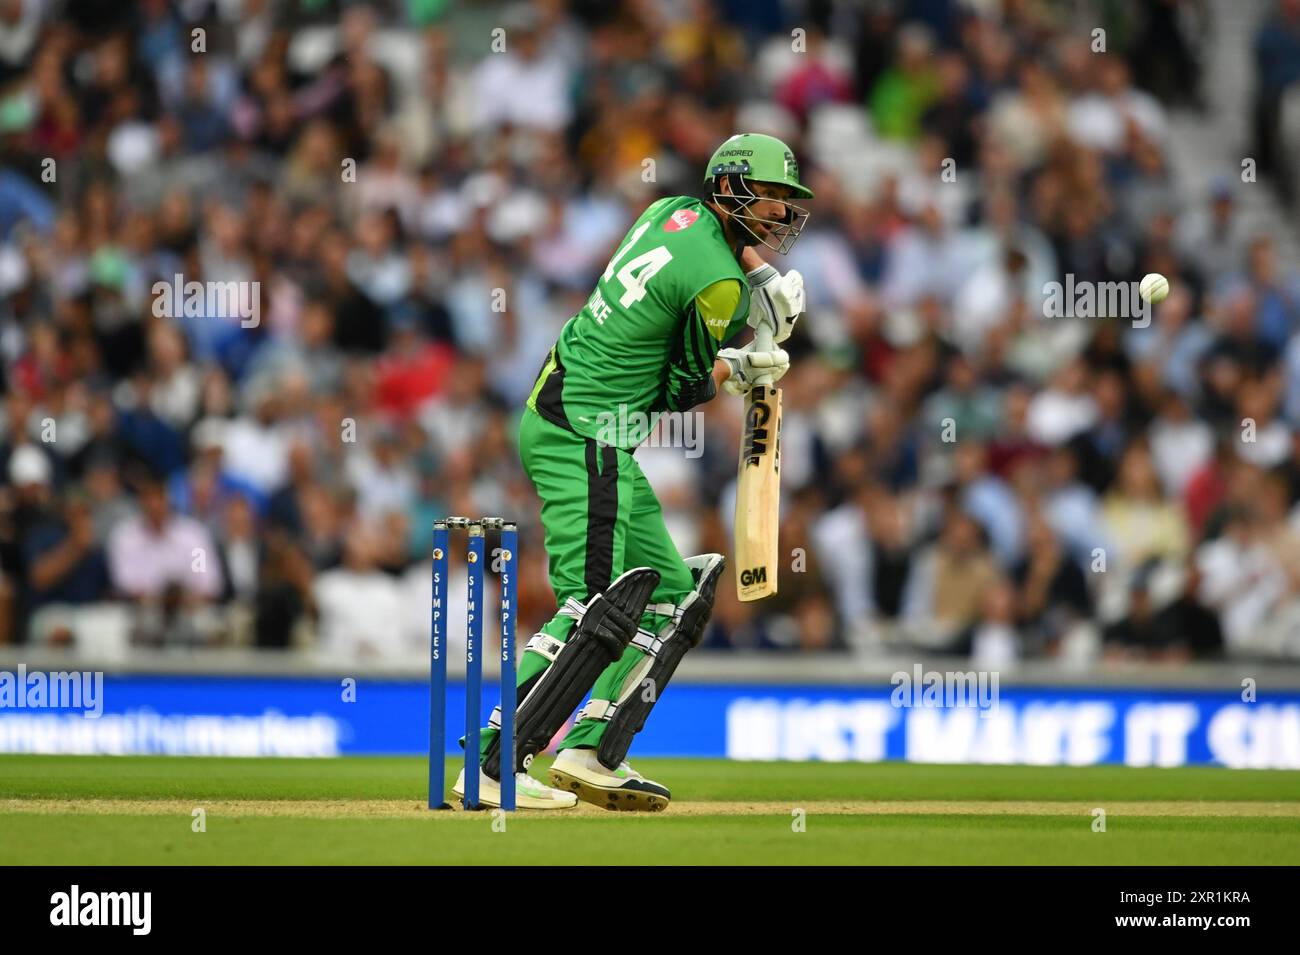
[2,755,1299,865]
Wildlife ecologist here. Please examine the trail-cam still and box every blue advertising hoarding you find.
[1,673,1298,769]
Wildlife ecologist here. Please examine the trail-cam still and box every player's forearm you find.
[712,358,731,393]
[740,246,767,273]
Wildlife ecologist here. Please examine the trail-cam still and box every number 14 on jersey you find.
[590,221,673,322]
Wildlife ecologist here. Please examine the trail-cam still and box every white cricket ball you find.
[1139,272,1169,304]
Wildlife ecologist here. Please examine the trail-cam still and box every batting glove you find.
[719,342,791,396]
[747,265,805,344]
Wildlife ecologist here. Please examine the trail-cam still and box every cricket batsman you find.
[454,133,812,810]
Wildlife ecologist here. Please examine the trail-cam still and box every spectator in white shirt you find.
[311,526,406,659]
[1067,56,1166,154]
[222,389,290,495]
[1196,508,1288,653]
[1026,358,1099,446]
[1235,377,1292,469]
[472,8,572,132]
[1149,390,1214,498]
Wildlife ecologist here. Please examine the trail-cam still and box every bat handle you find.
[752,319,776,388]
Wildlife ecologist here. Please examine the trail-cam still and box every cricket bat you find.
[733,320,782,601]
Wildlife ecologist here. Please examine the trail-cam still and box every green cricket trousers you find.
[480,406,694,759]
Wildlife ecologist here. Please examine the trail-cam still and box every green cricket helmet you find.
[703,132,813,255]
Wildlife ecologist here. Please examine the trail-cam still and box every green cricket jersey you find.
[527,196,752,448]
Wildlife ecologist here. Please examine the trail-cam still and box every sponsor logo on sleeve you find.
[704,314,730,339]
[663,208,699,232]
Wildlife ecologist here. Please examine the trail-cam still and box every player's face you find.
[721,179,790,238]
[715,176,809,254]
[746,182,793,237]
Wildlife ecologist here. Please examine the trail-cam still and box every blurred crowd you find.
[1,0,1300,665]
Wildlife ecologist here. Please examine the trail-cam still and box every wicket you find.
[429,517,517,811]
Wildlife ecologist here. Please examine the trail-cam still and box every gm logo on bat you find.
[742,390,774,465]
[740,566,768,587]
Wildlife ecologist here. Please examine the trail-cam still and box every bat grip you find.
[751,319,776,388]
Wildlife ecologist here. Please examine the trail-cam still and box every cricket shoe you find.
[548,747,671,812]
[452,767,578,810]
